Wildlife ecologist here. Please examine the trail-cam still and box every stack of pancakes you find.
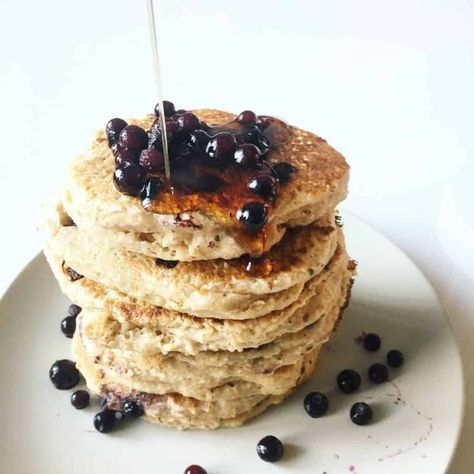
[43,109,355,429]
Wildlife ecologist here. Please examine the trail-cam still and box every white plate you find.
[0,213,464,474]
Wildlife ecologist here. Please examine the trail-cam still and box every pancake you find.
[62,109,349,261]
[43,105,355,432]
[44,205,341,319]
[45,238,354,354]
[73,288,347,402]
[75,336,320,430]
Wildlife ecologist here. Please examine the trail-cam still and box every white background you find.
[0,0,473,471]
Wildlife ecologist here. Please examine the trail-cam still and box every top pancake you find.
[62,109,349,261]
[44,203,340,319]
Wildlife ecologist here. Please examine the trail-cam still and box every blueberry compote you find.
[106,102,293,256]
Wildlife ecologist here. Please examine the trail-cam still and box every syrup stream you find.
[146,0,171,181]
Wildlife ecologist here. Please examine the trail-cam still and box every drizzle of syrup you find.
[244,256,274,277]
[142,116,290,256]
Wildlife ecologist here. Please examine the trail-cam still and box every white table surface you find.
[1,0,473,472]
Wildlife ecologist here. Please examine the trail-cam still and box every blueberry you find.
[68,304,82,317]
[200,121,211,133]
[190,130,210,151]
[148,130,162,150]
[141,177,165,207]
[206,132,236,163]
[70,390,90,409]
[106,118,127,147]
[184,466,207,474]
[115,148,140,166]
[110,142,120,155]
[236,125,259,143]
[259,162,279,178]
[304,391,329,418]
[363,333,381,352]
[155,258,178,268]
[350,402,373,426]
[273,162,295,184]
[93,409,117,433]
[60,316,76,338]
[257,135,270,154]
[154,100,176,118]
[236,203,268,231]
[122,400,144,419]
[118,125,148,152]
[368,363,388,384]
[337,369,361,394]
[164,120,180,141]
[256,435,284,463]
[248,174,277,200]
[139,148,164,173]
[238,125,269,153]
[150,118,161,133]
[237,110,257,124]
[64,266,83,282]
[178,130,210,156]
[149,120,179,149]
[175,112,200,134]
[49,360,80,390]
[233,144,262,168]
[387,349,404,368]
[114,162,145,196]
